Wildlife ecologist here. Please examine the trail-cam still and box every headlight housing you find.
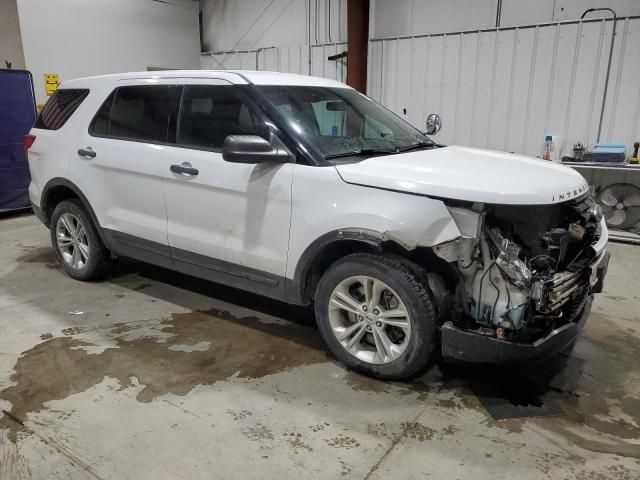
[487,227,532,288]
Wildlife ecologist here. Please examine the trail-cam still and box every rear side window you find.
[89,90,115,136]
[176,85,267,150]
[34,89,89,130]
[89,85,175,143]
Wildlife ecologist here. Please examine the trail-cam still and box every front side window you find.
[89,85,175,143]
[34,89,89,130]
[177,85,267,150]
[256,86,433,161]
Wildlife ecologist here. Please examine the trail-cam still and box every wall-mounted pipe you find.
[495,0,502,28]
[581,7,617,143]
[308,0,312,74]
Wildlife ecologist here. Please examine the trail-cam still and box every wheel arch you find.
[285,228,458,306]
[41,178,111,249]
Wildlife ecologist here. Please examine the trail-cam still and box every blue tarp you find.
[0,70,36,212]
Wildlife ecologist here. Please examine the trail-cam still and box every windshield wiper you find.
[396,141,436,153]
[325,142,436,160]
[324,147,396,160]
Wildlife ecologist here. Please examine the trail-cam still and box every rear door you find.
[73,80,178,265]
[160,80,294,295]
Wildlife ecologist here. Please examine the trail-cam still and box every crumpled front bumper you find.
[441,251,609,365]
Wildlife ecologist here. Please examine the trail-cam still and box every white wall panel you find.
[424,36,444,128]
[371,0,640,38]
[500,0,556,27]
[561,21,604,154]
[488,29,516,151]
[606,18,640,152]
[366,41,383,102]
[504,27,534,153]
[201,0,640,53]
[369,17,640,158]
[201,0,347,52]
[468,31,495,149]
[17,0,200,104]
[394,39,413,121]
[202,42,346,80]
[372,0,497,38]
[0,0,25,69]
[553,0,640,21]
[406,37,428,128]
[200,15,640,159]
[454,33,479,147]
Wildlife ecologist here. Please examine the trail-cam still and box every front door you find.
[161,82,294,296]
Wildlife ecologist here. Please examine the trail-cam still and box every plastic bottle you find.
[542,135,553,161]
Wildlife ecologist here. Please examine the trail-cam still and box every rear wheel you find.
[50,199,112,280]
[315,253,438,380]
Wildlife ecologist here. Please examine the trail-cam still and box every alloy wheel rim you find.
[55,213,89,270]
[327,275,412,365]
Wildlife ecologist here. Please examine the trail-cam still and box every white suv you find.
[27,70,609,379]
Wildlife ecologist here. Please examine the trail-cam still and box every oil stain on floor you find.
[15,246,59,269]
[0,307,329,443]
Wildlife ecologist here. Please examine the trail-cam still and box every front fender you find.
[286,166,461,280]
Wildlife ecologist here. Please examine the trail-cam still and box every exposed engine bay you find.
[434,194,606,345]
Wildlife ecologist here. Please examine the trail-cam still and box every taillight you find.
[23,134,36,150]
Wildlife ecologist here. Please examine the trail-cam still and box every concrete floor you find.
[0,213,639,480]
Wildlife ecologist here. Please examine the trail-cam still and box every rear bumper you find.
[441,295,592,365]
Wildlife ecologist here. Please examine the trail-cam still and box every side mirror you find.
[425,113,442,135]
[222,135,292,164]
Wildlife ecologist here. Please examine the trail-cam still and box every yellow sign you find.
[44,73,60,96]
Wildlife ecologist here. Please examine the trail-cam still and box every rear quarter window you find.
[34,89,89,130]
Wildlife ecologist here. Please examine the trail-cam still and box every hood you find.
[334,146,589,205]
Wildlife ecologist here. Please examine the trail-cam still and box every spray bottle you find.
[630,141,639,164]
[542,135,553,161]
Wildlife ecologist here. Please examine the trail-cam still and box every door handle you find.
[77,148,96,158]
[170,163,199,176]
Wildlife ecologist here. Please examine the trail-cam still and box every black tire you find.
[314,253,438,380]
[50,199,112,280]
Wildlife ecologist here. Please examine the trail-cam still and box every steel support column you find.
[346,0,369,93]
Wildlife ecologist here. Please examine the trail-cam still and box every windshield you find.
[255,86,433,161]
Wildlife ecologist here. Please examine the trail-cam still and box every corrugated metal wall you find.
[368,17,640,157]
[200,17,640,158]
[200,42,348,81]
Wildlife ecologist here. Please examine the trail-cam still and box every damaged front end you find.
[433,194,610,365]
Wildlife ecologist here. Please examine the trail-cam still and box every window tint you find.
[90,85,175,142]
[89,90,115,136]
[34,89,89,130]
[177,85,267,150]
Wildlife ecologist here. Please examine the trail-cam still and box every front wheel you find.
[314,253,438,380]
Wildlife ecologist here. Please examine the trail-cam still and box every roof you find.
[61,70,350,89]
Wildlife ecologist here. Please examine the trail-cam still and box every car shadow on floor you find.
[0,208,33,220]
[108,258,317,326]
[107,258,584,419]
